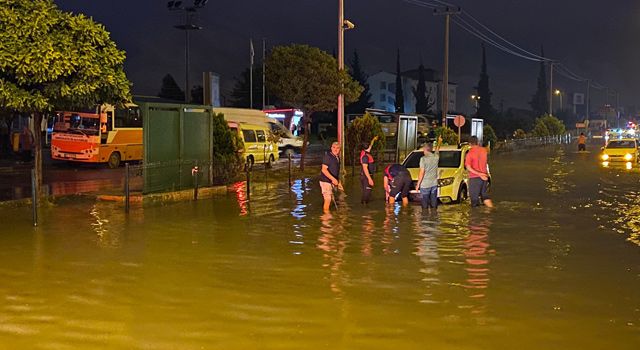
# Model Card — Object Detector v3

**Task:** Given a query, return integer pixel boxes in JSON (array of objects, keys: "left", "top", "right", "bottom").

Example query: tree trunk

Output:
[
  {"left": 299, "top": 111, "right": 313, "bottom": 171},
  {"left": 32, "top": 112, "right": 43, "bottom": 201}
]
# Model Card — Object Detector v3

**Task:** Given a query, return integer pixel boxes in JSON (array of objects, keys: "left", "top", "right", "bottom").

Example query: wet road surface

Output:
[{"left": 0, "top": 144, "right": 638, "bottom": 349}]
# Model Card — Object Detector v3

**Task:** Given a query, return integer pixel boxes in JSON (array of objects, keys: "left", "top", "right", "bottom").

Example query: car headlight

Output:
[
  {"left": 601, "top": 154, "right": 609, "bottom": 161},
  {"left": 438, "top": 177, "right": 454, "bottom": 187},
  {"left": 624, "top": 153, "right": 633, "bottom": 161}
]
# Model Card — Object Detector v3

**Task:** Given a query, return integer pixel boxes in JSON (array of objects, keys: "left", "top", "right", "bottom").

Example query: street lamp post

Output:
[
  {"left": 168, "top": 0, "right": 208, "bottom": 103},
  {"left": 554, "top": 89, "right": 563, "bottom": 113},
  {"left": 471, "top": 95, "right": 480, "bottom": 113},
  {"left": 337, "top": 0, "right": 354, "bottom": 176}
]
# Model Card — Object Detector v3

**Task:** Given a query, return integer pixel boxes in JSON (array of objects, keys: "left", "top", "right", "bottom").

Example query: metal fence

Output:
[{"left": 492, "top": 134, "right": 572, "bottom": 153}]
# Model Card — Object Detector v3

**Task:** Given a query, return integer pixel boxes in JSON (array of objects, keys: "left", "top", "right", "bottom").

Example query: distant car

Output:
[
  {"left": 402, "top": 144, "right": 490, "bottom": 204},
  {"left": 601, "top": 138, "right": 638, "bottom": 167}
]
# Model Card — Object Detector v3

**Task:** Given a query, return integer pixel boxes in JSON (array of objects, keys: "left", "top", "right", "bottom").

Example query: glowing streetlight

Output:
[
  {"left": 554, "top": 89, "right": 563, "bottom": 112},
  {"left": 471, "top": 95, "right": 481, "bottom": 110}
]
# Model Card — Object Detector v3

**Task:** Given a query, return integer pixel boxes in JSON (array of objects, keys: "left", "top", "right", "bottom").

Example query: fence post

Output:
[
  {"left": 125, "top": 163, "right": 130, "bottom": 213},
  {"left": 288, "top": 152, "right": 292, "bottom": 187},
  {"left": 246, "top": 160, "right": 251, "bottom": 200},
  {"left": 31, "top": 168, "right": 38, "bottom": 227},
  {"left": 192, "top": 160, "right": 199, "bottom": 201}
]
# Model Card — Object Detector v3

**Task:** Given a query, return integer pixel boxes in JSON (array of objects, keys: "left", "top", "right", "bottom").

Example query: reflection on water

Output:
[{"left": 0, "top": 145, "right": 639, "bottom": 349}]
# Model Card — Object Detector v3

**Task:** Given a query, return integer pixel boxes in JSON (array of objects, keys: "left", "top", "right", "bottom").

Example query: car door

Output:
[{"left": 255, "top": 129, "right": 267, "bottom": 162}]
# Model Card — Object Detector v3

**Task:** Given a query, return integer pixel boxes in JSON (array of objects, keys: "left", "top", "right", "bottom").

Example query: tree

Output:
[
  {"left": 531, "top": 114, "right": 566, "bottom": 137},
  {"left": 476, "top": 44, "right": 495, "bottom": 119},
  {"left": 158, "top": 74, "right": 185, "bottom": 102},
  {"left": 211, "top": 112, "right": 243, "bottom": 184},
  {"left": 230, "top": 66, "right": 269, "bottom": 108},
  {"left": 346, "top": 112, "right": 386, "bottom": 167},
  {"left": 346, "top": 50, "right": 373, "bottom": 115},
  {"left": 0, "top": 0, "right": 131, "bottom": 200},
  {"left": 529, "top": 46, "right": 549, "bottom": 117},
  {"left": 435, "top": 126, "right": 458, "bottom": 145},
  {"left": 394, "top": 49, "right": 404, "bottom": 113},
  {"left": 266, "top": 44, "right": 362, "bottom": 169},
  {"left": 413, "top": 63, "right": 431, "bottom": 114},
  {"left": 483, "top": 124, "right": 497, "bottom": 148}
]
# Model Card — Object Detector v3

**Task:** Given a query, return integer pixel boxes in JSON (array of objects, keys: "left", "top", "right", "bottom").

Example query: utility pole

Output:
[
  {"left": 338, "top": 0, "right": 345, "bottom": 175},
  {"left": 168, "top": 0, "right": 208, "bottom": 103},
  {"left": 434, "top": 6, "right": 460, "bottom": 126},
  {"left": 250, "top": 39, "right": 254, "bottom": 109},
  {"left": 548, "top": 61, "right": 554, "bottom": 115},
  {"left": 262, "top": 38, "right": 266, "bottom": 109}
]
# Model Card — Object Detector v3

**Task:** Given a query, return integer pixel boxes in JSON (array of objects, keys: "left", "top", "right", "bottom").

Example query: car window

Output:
[
  {"left": 439, "top": 151, "right": 462, "bottom": 168},
  {"left": 607, "top": 140, "right": 636, "bottom": 148},
  {"left": 242, "top": 130, "right": 257, "bottom": 143},
  {"left": 403, "top": 152, "right": 423, "bottom": 168}
]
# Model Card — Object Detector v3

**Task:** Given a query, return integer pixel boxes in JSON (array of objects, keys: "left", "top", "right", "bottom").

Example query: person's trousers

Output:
[
  {"left": 420, "top": 186, "right": 438, "bottom": 209},
  {"left": 360, "top": 175, "right": 372, "bottom": 204},
  {"left": 469, "top": 177, "right": 490, "bottom": 207}
]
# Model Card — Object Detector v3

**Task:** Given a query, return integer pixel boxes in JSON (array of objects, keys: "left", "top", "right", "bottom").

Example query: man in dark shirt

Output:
[
  {"left": 319, "top": 142, "right": 342, "bottom": 212},
  {"left": 383, "top": 163, "right": 412, "bottom": 206},
  {"left": 359, "top": 136, "right": 378, "bottom": 205}
]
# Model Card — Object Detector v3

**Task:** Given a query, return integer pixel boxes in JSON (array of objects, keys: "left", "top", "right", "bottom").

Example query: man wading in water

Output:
[
  {"left": 319, "top": 142, "right": 343, "bottom": 213},
  {"left": 465, "top": 136, "right": 494, "bottom": 208},
  {"left": 359, "top": 136, "right": 379, "bottom": 205}
]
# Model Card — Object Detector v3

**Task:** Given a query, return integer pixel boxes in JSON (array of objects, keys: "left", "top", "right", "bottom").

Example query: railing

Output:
[{"left": 492, "top": 134, "right": 572, "bottom": 153}]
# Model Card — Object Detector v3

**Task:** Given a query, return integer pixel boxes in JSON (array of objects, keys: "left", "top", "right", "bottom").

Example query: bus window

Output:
[
  {"left": 115, "top": 107, "right": 142, "bottom": 128},
  {"left": 256, "top": 130, "right": 266, "bottom": 142},
  {"left": 242, "top": 130, "right": 257, "bottom": 143}
]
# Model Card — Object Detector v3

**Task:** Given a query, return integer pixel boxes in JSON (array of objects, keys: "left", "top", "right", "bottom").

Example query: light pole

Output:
[
  {"left": 554, "top": 89, "right": 563, "bottom": 113},
  {"left": 434, "top": 6, "right": 461, "bottom": 126},
  {"left": 471, "top": 95, "right": 481, "bottom": 113},
  {"left": 337, "top": 0, "right": 354, "bottom": 175},
  {"left": 168, "top": 0, "right": 208, "bottom": 103}
]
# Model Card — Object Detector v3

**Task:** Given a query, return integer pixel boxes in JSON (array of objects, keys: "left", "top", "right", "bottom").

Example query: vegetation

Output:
[
  {"left": 476, "top": 44, "right": 495, "bottom": 119},
  {"left": 266, "top": 44, "right": 362, "bottom": 170},
  {"left": 0, "top": 0, "right": 131, "bottom": 199},
  {"left": 211, "top": 113, "right": 243, "bottom": 184},
  {"left": 346, "top": 50, "right": 373, "bottom": 115},
  {"left": 346, "top": 112, "right": 386, "bottom": 165},
  {"left": 435, "top": 126, "right": 458, "bottom": 145},
  {"left": 230, "top": 66, "right": 272, "bottom": 108},
  {"left": 483, "top": 124, "right": 498, "bottom": 148},
  {"left": 413, "top": 63, "right": 434, "bottom": 114},
  {"left": 531, "top": 114, "right": 566, "bottom": 137},
  {"left": 529, "top": 46, "right": 549, "bottom": 117},
  {"left": 394, "top": 49, "right": 404, "bottom": 113},
  {"left": 513, "top": 129, "right": 527, "bottom": 139}
]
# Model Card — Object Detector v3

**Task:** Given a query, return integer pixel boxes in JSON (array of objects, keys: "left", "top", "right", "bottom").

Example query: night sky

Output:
[{"left": 55, "top": 0, "right": 640, "bottom": 113}]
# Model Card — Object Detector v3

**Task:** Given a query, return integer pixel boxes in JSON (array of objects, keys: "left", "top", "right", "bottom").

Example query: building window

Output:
[
  {"left": 380, "top": 82, "right": 387, "bottom": 90},
  {"left": 380, "top": 93, "right": 385, "bottom": 102}
]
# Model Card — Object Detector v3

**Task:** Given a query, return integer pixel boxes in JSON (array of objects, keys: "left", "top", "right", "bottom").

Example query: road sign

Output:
[
  {"left": 576, "top": 123, "right": 586, "bottom": 128},
  {"left": 453, "top": 115, "right": 466, "bottom": 128}
]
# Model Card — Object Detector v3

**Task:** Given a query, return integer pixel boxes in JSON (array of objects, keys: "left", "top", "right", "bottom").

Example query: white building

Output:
[{"left": 367, "top": 69, "right": 457, "bottom": 114}]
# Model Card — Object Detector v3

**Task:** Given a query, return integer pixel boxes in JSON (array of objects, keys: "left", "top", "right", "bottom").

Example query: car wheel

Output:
[
  {"left": 266, "top": 154, "right": 275, "bottom": 168},
  {"left": 455, "top": 185, "right": 468, "bottom": 204},
  {"left": 283, "top": 147, "right": 295, "bottom": 158},
  {"left": 107, "top": 152, "right": 121, "bottom": 168}
]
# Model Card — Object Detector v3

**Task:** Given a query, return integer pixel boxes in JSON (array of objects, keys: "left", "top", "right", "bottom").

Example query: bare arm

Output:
[
  {"left": 362, "top": 163, "right": 373, "bottom": 184},
  {"left": 415, "top": 168, "right": 425, "bottom": 190}
]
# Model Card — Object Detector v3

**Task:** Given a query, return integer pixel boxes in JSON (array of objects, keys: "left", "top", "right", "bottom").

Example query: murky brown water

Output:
[{"left": 0, "top": 144, "right": 639, "bottom": 349}]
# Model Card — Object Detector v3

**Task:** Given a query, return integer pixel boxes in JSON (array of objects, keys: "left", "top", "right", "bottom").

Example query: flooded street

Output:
[{"left": 0, "top": 144, "right": 639, "bottom": 349}]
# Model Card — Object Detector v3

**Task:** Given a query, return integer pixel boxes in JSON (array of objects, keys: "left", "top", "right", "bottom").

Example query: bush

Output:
[
  {"left": 531, "top": 114, "right": 566, "bottom": 137},
  {"left": 346, "top": 112, "right": 386, "bottom": 164},
  {"left": 211, "top": 113, "right": 243, "bottom": 184},
  {"left": 435, "top": 126, "right": 458, "bottom": 145},
  {"left": 483, "top": 124, "right": 497, "bottom": 148},
  {"left": 513, "top": 129, "right": 526, "bottom": 139}
]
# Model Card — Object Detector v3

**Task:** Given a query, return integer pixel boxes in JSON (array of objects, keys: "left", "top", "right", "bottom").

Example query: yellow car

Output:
[
  {"left": 601, "top": 138, "right": 638, "bottom": 169},
  {"left": 402, "top": 144, "right": 489, "bottom": 204}
]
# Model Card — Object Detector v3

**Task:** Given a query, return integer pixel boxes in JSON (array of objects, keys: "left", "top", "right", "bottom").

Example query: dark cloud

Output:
[{"left": 55, "top": 0, "right": 639, "bottom": 110}]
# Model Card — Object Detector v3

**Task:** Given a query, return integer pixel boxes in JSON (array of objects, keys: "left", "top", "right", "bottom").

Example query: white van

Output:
[{"left": 213, "top": 108, "right": 303, "bottom": 156}]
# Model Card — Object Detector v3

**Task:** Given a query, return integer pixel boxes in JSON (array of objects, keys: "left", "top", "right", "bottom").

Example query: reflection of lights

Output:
[
  {"left": 602, "top": 161, "right": 609, "bottom": 167},
  {"left": 624, "top": 153, "right": 633, "bottom": 161},
  {"left": 231, "top": 181, "right": 249, "bottom": 216},
  {"left": 626, "top": 162, "right": 633, "bottom": 170},
  {"left": 601, "top": 154, "right": 609, "bottom": 161}
]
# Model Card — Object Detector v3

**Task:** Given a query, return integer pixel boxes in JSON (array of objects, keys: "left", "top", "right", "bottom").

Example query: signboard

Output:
[
  {"left": 573, "top": 93, "right": 585, "bottom": 105},
  {"left": 453, "top": 115, "right": 466, "bottom": 128},
  {"left": 576, "top": 123, "right": 586, "bottom": 128},
  {"left": 203, "top": 72, "right": 221, "bottom": 107}
]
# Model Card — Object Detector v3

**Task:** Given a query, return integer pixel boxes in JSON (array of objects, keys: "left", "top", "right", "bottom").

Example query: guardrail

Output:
[{"left": 492, "top": 134, "right": 572, "bottom": 153}]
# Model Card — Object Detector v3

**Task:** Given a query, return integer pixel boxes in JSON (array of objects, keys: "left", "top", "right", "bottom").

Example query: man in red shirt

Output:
[{"left": 465, "top": 136, "right": 493, "bottom": 208}]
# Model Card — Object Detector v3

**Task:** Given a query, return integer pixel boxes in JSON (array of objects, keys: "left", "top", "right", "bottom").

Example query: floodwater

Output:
[{"left": 0, "top": 144, "right": 639, "bottom": 349}]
